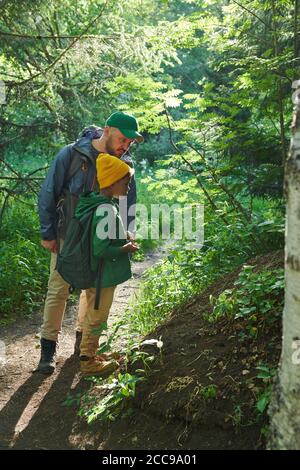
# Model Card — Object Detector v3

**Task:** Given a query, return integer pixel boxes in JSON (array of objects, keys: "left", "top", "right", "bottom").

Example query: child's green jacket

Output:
[{"left": 75, "top": 192, "right": 132, "bottom": 288}]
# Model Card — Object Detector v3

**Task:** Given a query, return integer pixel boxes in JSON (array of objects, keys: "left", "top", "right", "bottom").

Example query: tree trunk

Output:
[
  {"left": 268, "top": 80, "right": 300, "bottom": 449},
  {"left": 271, "top": 0, "right": 286, "bottom": 163},
  {"left": 294, "top": 0, "right": 300, "bottom": 79}
]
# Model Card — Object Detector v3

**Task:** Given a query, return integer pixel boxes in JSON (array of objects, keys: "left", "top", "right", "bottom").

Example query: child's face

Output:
[{"left": 111, "top": 174, "right": 131, "bottom": 197}]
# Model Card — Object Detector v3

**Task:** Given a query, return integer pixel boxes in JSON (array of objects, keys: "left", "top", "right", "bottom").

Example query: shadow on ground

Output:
[{"left": 0, "top": 356, "right": 94, "bottom": 450}]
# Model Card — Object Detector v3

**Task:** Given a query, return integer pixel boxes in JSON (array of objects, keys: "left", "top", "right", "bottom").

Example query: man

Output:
[{"left": 36, "top": 111, "right": 143, "bottom": 374}]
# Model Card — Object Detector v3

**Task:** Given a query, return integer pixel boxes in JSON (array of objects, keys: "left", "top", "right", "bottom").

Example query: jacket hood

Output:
[
  {"left": 75, "top": 192, "right": 112, "bottom": 218},
  {"left": 73, "top": 125, "right": 103, "bottom": 159},
  {"left": 73, "top": 135, "right": 98, "bottom": 161}
]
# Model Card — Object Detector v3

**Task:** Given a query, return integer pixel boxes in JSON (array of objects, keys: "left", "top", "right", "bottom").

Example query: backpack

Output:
[
  {"left": 56, "top": 126, "right": 103, "bottom": 240},
  {"left": 56, "top": 196, "right": 103, "bottom": 309}
]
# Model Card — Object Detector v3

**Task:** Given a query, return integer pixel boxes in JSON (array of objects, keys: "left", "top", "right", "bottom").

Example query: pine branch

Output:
[
  {"left": 231, "top": 0, "right": 273, "bottom": 31},
  {"left": 0, "top": 157, "right": 41, "bottom": 194},
  {"left": 0, "top": 30, "right": 115, "bottom": 40},
  {"left": 0, "top": 118, "right": 56, "bottom": 128},
  {"left": 0, "top": 176, "right": 44, "bottom": 181},
  {"left": 6, "top": 0, "right": 110, "bottom": 88}
]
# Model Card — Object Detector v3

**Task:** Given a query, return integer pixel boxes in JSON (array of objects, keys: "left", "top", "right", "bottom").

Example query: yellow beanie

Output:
[{"left": 96, "top": 153, "right": 134, "bottom": 189}]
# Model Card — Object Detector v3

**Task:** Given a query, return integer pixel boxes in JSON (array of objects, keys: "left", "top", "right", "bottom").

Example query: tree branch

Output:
[
  {"left": 6, "top": 0, "right": 110, "bottom": 88},
  {"left": 0, "top": 118, "right": 56, "bottom": 128},
  {"left": 0, "top": 176, "right": 44, "bottom": 181},
  {"left": 231, "top": 0, "right": 273, "bottom": 31},
  {"left": 0, "top": 30, "right": 115, "bottom": 40}
]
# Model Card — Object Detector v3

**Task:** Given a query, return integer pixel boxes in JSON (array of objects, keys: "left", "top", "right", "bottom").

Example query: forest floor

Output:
[{"left": 0, "top": 250, "right": 283, "bottom": 450}]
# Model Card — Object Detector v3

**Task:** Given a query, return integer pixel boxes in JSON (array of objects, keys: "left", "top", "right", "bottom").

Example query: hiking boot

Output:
[
  {"left": 96, "top": 352, "right": 123, "bottom": 363},
  {"left": 35, "top": 338, "right": 57, "bottom": 374},
  {"left": 74, "top": 331, "right": 82, "bottom": 356},
  {"left": 80, "top": 356, "right": 118, "bottom": 377}
]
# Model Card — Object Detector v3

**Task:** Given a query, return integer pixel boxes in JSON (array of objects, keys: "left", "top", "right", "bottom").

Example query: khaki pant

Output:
[
  {"left": 41, "top": 250, "right": 107, "bottom": 342},
  {"left": 80, "top": 286, "right": 116, "bottom": 358},
  {"left": 76, "top": 290, "right": 88, "bottom": 332}
]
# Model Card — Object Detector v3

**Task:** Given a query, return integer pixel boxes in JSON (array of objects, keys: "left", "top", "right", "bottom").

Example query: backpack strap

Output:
[
  {"left": 65, "top": 149, "right": 89, "bottom": 191},
  {"left": 56, "top": 150, "right": 90, "bottom": 246}
]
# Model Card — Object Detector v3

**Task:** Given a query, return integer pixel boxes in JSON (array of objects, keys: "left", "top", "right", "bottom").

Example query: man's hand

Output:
[
  {"left": 120, "top": 241, "right": 139, "bottom": 253},
  {"left": 41, "top": 239, "right": 58, "bottom": 254}
]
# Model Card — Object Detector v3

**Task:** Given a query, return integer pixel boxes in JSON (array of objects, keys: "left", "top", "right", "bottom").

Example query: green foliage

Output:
[
  {"left": 200, "top": 384, "right": 218, "bottom": 400},
  {"left": 208, "top": 266, "right": 284, "bottom": 336},
  {"left": 128, "top": 347, "right": 156, "bottom": 376},
  {"left": 72, "top": 330, "right": 165, "bottom": 423},
  {"left": 77, "top": 372, "right": 144, "bottom": 423},
  {"left": 62, "top": 391, "right": 82, "bottom": 408},
  {"left": 0, "top": 198, "right": 49, "bottom": 323},
  {"left": 255, "top": 364, "right": 276, "bottom": 414},
  {"left": 96, "top": 321, "right": 124, "bottom": 355},
  {"left": 112, "top": 170, "right": 284, "bottom": 342},
  {"left": 230, "top": 404, "right": 244, "bottom": 427},
  {"left": 115, "top": 216, "right": 282, "bottom": 344}
]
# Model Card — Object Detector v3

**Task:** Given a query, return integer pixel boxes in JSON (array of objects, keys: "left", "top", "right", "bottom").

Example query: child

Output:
[{"left": 76, "top": 153, "right": 139, "bottom": 375}]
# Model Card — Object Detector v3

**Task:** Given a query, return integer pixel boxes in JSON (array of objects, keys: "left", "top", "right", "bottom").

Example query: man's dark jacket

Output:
[{"left": 38, "top": 130, "right": 137, "bottom": 241}]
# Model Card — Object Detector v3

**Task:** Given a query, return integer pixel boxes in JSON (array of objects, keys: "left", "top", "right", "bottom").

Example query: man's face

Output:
[{"left": 105, "top": 127, "right": 134, "bottom": 158}]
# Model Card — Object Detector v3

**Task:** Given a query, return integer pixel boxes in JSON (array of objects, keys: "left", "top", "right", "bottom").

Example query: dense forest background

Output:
[
  {"left": 0, "top": 0, "right": 299, "bottom": 319},
  {"left": 1, "top": 0, "right": 294, "bottom": 321},
  {"left": 1, "top": 0, "right": 299, "bottom": 449}
]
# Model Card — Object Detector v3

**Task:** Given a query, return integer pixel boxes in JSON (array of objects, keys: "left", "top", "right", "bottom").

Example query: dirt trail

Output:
[{"left": 0, "top": 250, "right": 161, "bottom": 450}]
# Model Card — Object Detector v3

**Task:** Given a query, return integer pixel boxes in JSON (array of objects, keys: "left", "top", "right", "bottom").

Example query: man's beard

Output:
[{"left": 105, "top": 136, "right": 119, "bottom": 157}]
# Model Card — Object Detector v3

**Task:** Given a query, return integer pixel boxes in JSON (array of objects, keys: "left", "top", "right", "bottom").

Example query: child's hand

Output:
[
  {"left": 121, "top": 241, "right": 139, "bottom": 253},
  {"left": 127, "top": 230, "right": 135, "bottom": 241}
]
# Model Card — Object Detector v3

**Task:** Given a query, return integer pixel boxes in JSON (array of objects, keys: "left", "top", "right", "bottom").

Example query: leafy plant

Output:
[
  {"left": 208, "top": 267, "right": 284, "bottom": 336},
  {"left": 200, "top": 384, "right": 218, "bottom": 400},
  {"left": 62, "top": 392, "right": 82, "bottom": 408},
  {"left": 230, "top": 404, "right": 244, "bottom": 427},
  {"left": 0, "top": 194, "right": 51, "bottom": 323},
  {"left": 78, "top": 373, "right": 144, "bottom": 424},
  {"left": 255, "top": 364, "right": 276, "bottom": 414}
]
